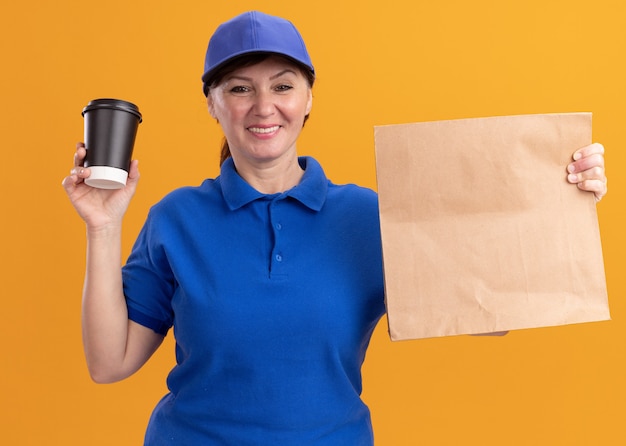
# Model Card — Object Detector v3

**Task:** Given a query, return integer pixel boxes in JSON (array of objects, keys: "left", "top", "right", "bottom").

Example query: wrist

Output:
[{"left": 86, "top": 222, "right": 123, "bottom": 240}]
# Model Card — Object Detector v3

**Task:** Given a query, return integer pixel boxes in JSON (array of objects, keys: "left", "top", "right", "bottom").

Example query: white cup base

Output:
[{"left": 84, "top": 166, "right": 128, "bottom": 189}]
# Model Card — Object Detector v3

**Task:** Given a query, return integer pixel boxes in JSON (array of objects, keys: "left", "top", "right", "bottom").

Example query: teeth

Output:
[{"left": 249, "top": 126, "right": 279, "bottom": 134}]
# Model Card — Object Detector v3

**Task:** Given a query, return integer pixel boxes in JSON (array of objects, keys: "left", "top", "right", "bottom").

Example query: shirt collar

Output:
[{"left": 219, "top": 156, "right": 328, "bottom": 211}]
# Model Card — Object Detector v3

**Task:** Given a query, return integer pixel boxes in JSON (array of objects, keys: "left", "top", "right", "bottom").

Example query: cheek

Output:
[
  {"left": 217, "top": 106, "right": 245, "bottom": 126},
  {"left": 281, "top": 96, "right": 310, "bottom": 119},
  {"left": 210, "top": 100, "right": 232, "bottom": 123},
  {"left": 213, "top": 105, "right": 252, "bottom": 136},
  {"left": 208, "top": 93, "right": 237, "bottom": 120}
]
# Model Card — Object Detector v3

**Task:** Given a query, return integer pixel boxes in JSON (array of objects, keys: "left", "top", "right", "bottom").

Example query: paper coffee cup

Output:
[{"left": 82, "top": 98, "right": 142, "bottom": 189}]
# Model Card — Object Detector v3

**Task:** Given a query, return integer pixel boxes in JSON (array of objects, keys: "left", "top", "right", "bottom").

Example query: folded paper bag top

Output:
[{"left": 374, "top": 113, "right": 609, "bottom": 341}]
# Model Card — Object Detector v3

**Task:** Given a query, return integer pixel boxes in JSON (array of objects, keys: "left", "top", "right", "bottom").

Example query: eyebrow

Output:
[{"left": 226, "top": 69, "right": 298, "bottom": 82}]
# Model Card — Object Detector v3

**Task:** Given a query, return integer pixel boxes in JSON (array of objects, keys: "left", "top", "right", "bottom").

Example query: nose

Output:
[{"left": 252, "top": 90, "right": 275, "bottom": 117}]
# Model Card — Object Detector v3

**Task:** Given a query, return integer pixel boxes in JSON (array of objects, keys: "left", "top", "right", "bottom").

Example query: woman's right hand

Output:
[{"left": 62, "top": 142, "right": 140, "bottom": 229}]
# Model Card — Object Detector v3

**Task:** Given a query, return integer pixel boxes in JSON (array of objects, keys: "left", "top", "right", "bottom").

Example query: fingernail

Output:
[
  {"left": 573, "top": 152, "right": 582, "bottom": 161},
  {"left": 567, "top": 164, "right": 576, "bottom": 173},
  {"left": 568, "top": 173, "right": 578, "bottom": 183}
]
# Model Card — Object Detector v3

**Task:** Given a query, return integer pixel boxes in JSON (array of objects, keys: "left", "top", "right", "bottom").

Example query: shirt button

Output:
[
  {"left": 275, "top": 254, "right": 283, "bottom": 262},
  {"left": 275, "top": 223, "right": 282, "bottom": 230}
]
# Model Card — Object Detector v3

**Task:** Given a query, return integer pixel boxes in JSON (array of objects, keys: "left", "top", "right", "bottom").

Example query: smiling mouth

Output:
[{"left": 248, "top": 125, "right": 280, "bottom": 134}]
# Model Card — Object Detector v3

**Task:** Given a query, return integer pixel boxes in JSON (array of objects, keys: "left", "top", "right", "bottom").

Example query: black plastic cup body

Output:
[{"left": 82, "top": 99, "right": 142, "bottom": 185}]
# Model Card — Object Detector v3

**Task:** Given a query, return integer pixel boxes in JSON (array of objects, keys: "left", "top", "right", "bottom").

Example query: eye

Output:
[
  {"left": 275, "top": 84, "right": 293, "bottom": 92},
  {"left": 230, "top": 85, "right": 251, "bottom": 94}
]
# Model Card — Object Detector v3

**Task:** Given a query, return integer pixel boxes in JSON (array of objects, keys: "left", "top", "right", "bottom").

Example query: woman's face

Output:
[{"left": 207, "top": 56, "right": 313, "bottom": 166}]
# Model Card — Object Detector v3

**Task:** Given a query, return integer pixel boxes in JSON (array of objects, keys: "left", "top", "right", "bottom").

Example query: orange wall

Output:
[{"left": 2, "top": 1, "right": 624, "bottom": 444}]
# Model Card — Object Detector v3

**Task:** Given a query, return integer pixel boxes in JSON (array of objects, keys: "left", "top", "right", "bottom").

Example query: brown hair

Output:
[{"left": 205, "top": 54, "right": 315, "bottom": 166}]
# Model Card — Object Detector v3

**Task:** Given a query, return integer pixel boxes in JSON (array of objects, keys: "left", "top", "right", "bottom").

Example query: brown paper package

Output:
[{"left": 374, "top": 113, "right": 609, "bottom": 340}]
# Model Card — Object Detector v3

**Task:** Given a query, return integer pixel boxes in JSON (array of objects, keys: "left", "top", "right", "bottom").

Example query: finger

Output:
[
  {"left": 126, "top": 160, "right": 141, "bottom": 189},
  {"left": 576, "top": 179, "right": 608, "bottom": 202},
  {"left": 567, "top": 152, "right": 604, "bottom": 175},
  {"left": 74, "top": 143, "right": 87, "bottom": 167},
  {"left": 70, "top": 166, "right": 91, "bottom": 182},
  {"left": 61, "top": 175, "right": 74, "bottom": 189},
  {"left": 572, "top": 142, "right": 604, "bottom": 161},
  {"left": 567, "top": 165, "right": 606, "bottom": 184},
  {"left": 62, "top": 174, "right": 81, "bottom": 192},
  {"left": 128, "top": 159, "right": 140, "bottom": 180}
]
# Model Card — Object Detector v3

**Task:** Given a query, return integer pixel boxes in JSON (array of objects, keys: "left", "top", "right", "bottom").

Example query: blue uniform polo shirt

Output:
[{"left": 122, "top": 156, "right": 386, "bottom": 445}]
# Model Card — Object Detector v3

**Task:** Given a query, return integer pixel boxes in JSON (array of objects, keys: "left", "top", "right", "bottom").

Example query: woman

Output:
[{"left": 63, "top": 11, "right": 607, "bottom": 445}]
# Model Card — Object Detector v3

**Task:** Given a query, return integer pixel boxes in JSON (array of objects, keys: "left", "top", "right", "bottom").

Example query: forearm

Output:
[{"left": 81, "top": 224, "right": 132, "bottom": 382}]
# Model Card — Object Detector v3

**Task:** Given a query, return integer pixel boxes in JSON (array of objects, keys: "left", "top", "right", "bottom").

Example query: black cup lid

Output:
[{"left": 82, "top": 98, "right": 142, "bottom": 122}]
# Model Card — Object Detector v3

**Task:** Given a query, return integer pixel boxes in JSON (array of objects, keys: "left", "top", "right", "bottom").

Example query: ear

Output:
[
  {"left": 305, "top": 88, "right": 313, "bottom": 115},
  {"left": 206, "top": 93, "right": 217, "bottom": 120}
]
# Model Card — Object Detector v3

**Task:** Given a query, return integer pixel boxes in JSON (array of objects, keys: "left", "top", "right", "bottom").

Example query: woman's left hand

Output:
[{"left": 567, "top": 143, "right": 607, "bottom": 202}]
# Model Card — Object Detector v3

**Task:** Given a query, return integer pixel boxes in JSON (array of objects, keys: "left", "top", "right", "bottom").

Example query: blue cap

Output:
[{"left": 201, "top": 11, "right": 315, "bottom": 94}]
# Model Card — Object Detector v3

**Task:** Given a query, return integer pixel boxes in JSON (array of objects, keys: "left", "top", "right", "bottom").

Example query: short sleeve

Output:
[{"left": 122, "top": 208, "right": 176, "bottom": 335}]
